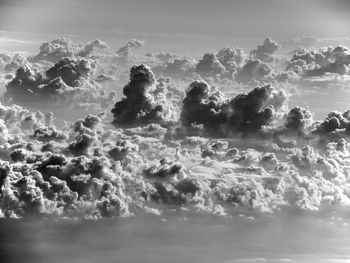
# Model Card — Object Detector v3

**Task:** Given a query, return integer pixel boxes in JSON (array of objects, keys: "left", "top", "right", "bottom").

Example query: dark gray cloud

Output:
[
  {"left": 5, "top": 57, "right": 95, "bottom": 102},
  {"left": 180, "top": 81, "right": 286, "bottom": 137},
  {"left": 111, "top": 64, "right": 165, "bottom": 126},
  {"left": 312, "top": 110, "right": 350, "bottom": 143}
]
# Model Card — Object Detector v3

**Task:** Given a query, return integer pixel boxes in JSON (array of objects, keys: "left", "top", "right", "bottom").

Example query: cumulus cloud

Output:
[
  {"left": 111, "top": 64, "right": 165, "bottom": 126},
  {"left": 195, "top": 53, "right": 227, "bottom": 78},
  {"left": 250, "top": 38, "right": 280, "bottom": 63},
  {"left": 235, "top": 59, "right": 272, "bottom": 84},
  {"left": 180, "top": 81, "right": 227, "bottom": 135},
  {"left": 286, "top": 45, "right": 350, "bottom": 77},
  {"left": 1, "top": 95, "right": 350, "bottom": 219},
  {"left": 30, "top": 38, "right": 110, "bottom": 63},
  {"left": 77, "top": 39, "right": 110, "bottom": 57},
  {"left": 281, "top": 107, "right": 313, "bottom": 137},
  {"left": 3, "top": 37, "right": 350, "bottom": 221},
  {"left": 116, "top": 39, "right": 144, "bottom": 57},
  {"left": 217, "top": 47, "right": 245, "bottom": 72},
  {"left": 156, "top": 56, "right": 196, "bottom": 78},
  {"left": 155, "top": 52, "right": 178, "bottom": 63},
  {"left": 180, "top": 81, "right": 287, "bottom": 137},
  {"left": 3, "top": 57, "right": 115, "bottom": 113},
  {"left": 5, "top": 58, "right": 94, "bottom": 101},
  {"left": 311, "top": 110, "right": 350, "bottom": 143},
  {"left": 0, "top": 53, "right": 27, "bottom": 73}
]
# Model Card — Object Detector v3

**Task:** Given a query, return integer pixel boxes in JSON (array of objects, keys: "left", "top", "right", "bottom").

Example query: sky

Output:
[{"left": 0, "top": 0, "right": 349, "bottom": 54}]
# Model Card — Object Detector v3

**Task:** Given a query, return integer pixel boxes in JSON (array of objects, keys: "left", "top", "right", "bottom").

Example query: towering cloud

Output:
[
  {"left": 111, "top": 64, "right": 165, "bottom": 126},
  {"left": 180, "top": 81, "right": 227, "bottom": 135},
  {"left": 250, "top": 38, "right": 280, "bottom": 63}
]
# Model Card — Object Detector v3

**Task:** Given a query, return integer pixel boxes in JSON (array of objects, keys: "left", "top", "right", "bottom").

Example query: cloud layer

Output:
[{"left": 1, "top": 37, "right": 350, "bottom": 220}]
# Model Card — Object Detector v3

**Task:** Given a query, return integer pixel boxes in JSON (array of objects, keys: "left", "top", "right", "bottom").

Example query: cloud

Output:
[
  {"left": 235, "top": 59, "right": 272, "bottom": 84},
  {"left": 3, "top": 57, "right": 115, "bottom": 113},
  {"left": 116, "top": 39, "right": 145, "bottom": 57},
  {"left": 77, "top": 39, "right": 110, "bottom": 57},
  {"left": 250, "top": 38, "right": 280, "bottom": 63},
  {"left": 216, "top": 47, "right": 245, "bottom": 72},
  {"left": 111, "top": 64, "right": 165, "bottom": 126},
  {"left": 3, "top": 38, "right": 350, "bottom": 220},
  {"left": 286, "top": 45, "right": 350, "bottom": 77},
  {"left": 180, "top": 80, "right": 227, "bottom": 135},
  {"left": 156, "top": 56, "right": 196, "bottom": 78},
  {"left": 29, "top": 37, "right": 110, "bottom": 63},
  {"left": 1, "top": 94, "right": 350, "bottom": 218},
  {"left": 195, "top": 53, "right": 227, "bottom": 78},
  {"left": 180, "top": 81, "right": 287, "bottom": 137},
  {"left": 312, "top": 110, "right": 350, "bottom": 143},
  {"left": 5, "top": 58, "right": 94, "bottom": 99},
  {"left": 282, "top": 36, "right": 350, "bottom": 49},
  {"left": 46, "top": 57, "right": 95, "bottom": 87}
]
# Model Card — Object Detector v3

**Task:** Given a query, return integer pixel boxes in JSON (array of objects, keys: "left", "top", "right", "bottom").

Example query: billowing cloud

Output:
[
  {"left": 1, "top": 92, "right": 350, "bottom": 219},
  {"left": 312, "top": 110, "right": 350, "bottom": 143},
  {"left": 217, "top": 47, "right": 245, "bottom": 72},
  {"left": 156, "top": 56, "right": 196, "bottom": 78},
  {"left": 78, "top": 39, "right": 110, "bottom": 57},
  {"left": 235, "top": 59, "right": 272, "bottom": 84},
  {"left": 111, "top": 64, "right": 165, "bottom": 126},
  {"left": 180, "top": 81, "right": 287, "bottom": 137},
  {"left": 3, "top": 57, "right": 115, "bottom": 113},
  {"left": 3, "top": 37, "right": 350, "bottom": 221},
  {"left": 116, "top": 39, "right": 144, "bottom": 57},
  {"left": 29, "top": 38, "right": 110, "bottom": 63},
  {"left": 286, "top": 45, "right": 350, "bottom": 77},
  {"left": 5, "top": 58, "right": 95, "bottom": 101},
  {"left": 250, "top": 38, "right": 280, "bottom": 63},
  {"left": 180, "top": 81, "right": 227, "bottom": 135},
  {"left": 195, "top": 53, "right": 227, "bottom": 78}
]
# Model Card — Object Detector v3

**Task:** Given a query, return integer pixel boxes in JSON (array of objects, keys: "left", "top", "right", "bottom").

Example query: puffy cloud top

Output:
[
  {"left": 217, "top": 47, "right": 245, "bottom": 71},
  {"left": 46, "top": 58, "right": 95, "bottom": 87},
  {"left": 195, "top": 53, "right": 227, "bottom": 78},
  {"left": 250, "top": 38, "right": 280, "bottom": 63},
  {"left": 6, "top": 58, "right": 96, "bottom": 101},
  {"left": 117, "top": 39, "right": 145, "bottom": 57},
  {"left": 30, "top": 38, "right": 109, "bottom": 63},
  {"left": 111, "top": 64, "right": 165, "bottom": 126},
  {"left": 181, "top": 82, "right": 286, "bottom": 136},
  {"left": 286, "top": 45, "right": 350, "bottom": 77},
  {"left": 235, "top": 59, "right": 272, "bottom": 83}
]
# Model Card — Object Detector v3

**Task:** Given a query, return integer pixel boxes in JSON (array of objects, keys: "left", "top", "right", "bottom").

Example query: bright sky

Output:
[{"left": 0, "top": 0, "right": 349, "bottom": 54}]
